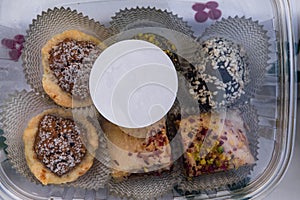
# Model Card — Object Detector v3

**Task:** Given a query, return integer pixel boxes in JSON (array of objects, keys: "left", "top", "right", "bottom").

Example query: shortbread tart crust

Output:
[
  {"left": 23, "top": 108, "right": 98, "bottom": 185},
  {"left": 42, "top": 30, "right": 103, "bottom": 108}
]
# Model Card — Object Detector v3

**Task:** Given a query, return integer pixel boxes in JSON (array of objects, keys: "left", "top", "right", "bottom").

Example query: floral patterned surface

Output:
[
  {"left": 1, "top": 34, "right": 24, "bottom": 61},
  {"left": 192, "top": 1, "right": 222, "bottom": 23}
]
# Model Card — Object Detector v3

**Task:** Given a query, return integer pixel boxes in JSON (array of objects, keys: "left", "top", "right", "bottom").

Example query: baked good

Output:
[
  {"left": 165, "top": 51, "right": 212, "bottom": 111},
  {"left": 23, "top": 108, "right": 98, "bottom": 185},
  {"left": 100, "top": 117, "right": 172, "bottom": 180},
  {"left": 42, "top": 30, "right": 103, "bottom": 108},
  {"left": 177, "top": 110, "right": 254, "bottom": 177},
  {"left": 190, "top": 37, "right": 249, "bottom": 109},
  {"left": 133, "top": 33, "right": 177, "bottom": 52}
]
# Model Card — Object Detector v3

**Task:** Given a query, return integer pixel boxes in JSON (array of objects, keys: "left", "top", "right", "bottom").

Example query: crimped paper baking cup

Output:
[
  {"left": 175, "top": 104, "right": 259, "bottom": 194},
  {"left": 110, "top": 7, "right": 194, "bottom": 37},
  {"left": 108, "top": 163, "right": 181, "bottom": 200},
  {"left": 109, "top": 7, "right": 197, "bottom": 57},
  {"left": 22, "top": 7, "right": 111, "bottom": 96},
  {"left": 1, "top": 90, "right": 110, "bottom": 190},
  {"left": 104, "top": 29, "right": 199, "bottom": 76},
  {"left": 197, "top": 16, "right": 270, "bottom": 106}
]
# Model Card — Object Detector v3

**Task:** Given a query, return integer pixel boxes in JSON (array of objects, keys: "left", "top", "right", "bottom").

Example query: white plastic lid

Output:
[{"left": 89, "top": 40, "right": 178, "bottom": 128}]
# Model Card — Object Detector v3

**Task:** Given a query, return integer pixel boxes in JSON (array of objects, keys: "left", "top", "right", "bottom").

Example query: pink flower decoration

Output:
[
  {"left": 192, "top": 1, "right": 222, "bottom": 23},
  {"left": 1, "top": 34, "right": 24, "bottom": 61}
]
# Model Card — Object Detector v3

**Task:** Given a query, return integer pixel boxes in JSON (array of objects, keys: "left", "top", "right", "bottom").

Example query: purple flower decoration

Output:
[
  {"left": 192, "top": 1, "right": 222, "bottom": 23},
  {"left": 1, "top": 34, "right": 24, "bottom": 61}
]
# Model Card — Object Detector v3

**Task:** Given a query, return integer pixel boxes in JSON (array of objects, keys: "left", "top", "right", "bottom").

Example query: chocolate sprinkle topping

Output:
[{"left": 34, "top": 114, "right": 87, "bottom": 176}]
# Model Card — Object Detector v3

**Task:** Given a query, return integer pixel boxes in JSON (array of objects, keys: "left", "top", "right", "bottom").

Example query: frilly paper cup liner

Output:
[
  {"left": 0, "top": 90, "right": 110, "bottom": 190},
  {"left": 22, "top": 7, "right": 111, "bottom": 96},
  {"left": 109, "top": 7, "right": 197, "bottom": 58},
  {"left": 174, "top": 103, "right": 259, "bottom": 194},
  {"left": 196, "top": 16, "right": 270, "bottom": 107},
  {"left": 110, "top": 7, "right": 194, "bottom": 37},
  {"left": 108, "top": 162, "right": 181, "bottom": 200}
]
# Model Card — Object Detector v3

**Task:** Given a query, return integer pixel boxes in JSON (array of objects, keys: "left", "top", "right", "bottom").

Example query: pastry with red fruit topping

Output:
[{"left": 100, "top": 117, "right": 172, "bottom": 180}]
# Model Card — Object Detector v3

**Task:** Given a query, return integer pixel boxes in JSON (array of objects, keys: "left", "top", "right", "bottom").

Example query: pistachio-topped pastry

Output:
[
  {"left": 42, "top": 30, "right": 104, "bottom": 108},
  {"left": 23, "top": 108, "right": 98, "bottom": 185},
  {"left": 177, "top": 109, "right": 254, "bottom": 177}
]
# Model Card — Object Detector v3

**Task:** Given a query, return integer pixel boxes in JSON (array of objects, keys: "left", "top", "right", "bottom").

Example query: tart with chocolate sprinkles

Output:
[
  {"left": 42, "top": 30, "right": 104, "bottom": 108},
  {"left": 191, "top": 37, "right": 249, "bottom": 109},
  {"left": 100, "top": 117, "right": 172, "bottom": 181},
  {"left": 23, "top": 108, "right": 98, "bottom": 185},
  {"left": 177, "top": 109, "right": 254, "bottom": 177}
]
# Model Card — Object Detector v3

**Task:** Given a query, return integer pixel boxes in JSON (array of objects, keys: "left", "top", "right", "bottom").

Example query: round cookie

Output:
[
  {"left": 42, "top": 30, "right": 104, "bottom": 108},
  {"left": 23, "top": 108, "right": 98, "bottom": 185}
]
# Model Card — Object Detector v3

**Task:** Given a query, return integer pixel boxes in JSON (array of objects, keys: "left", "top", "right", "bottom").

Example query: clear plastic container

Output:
[{"left": 0, "top": 0, "right": 297, "bottom": 199}]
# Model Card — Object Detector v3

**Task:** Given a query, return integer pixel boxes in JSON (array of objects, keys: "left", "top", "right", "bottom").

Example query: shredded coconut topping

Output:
[
  {"left": 34, "top": 114, "right": 87, "bottom": 176},
  {"left": 48, "top": 38, "right": 96, "bottom": 100}
]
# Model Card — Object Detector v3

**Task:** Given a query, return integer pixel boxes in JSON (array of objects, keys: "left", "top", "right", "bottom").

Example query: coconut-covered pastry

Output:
[
  {"left": 177, "top": 110, "right": 254, "bottom": 177},
  {"left": 42, "top": 30, "right": 104, "bottom": 108},
  {"left": 100, "top": 117, "right": 172, "bottom": 180},
  {"left": 190, "top": 37, "right": 249, "bottom": 109},
  {"left": 23, "top": 108, "right": 98, "bottom": 185}
]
